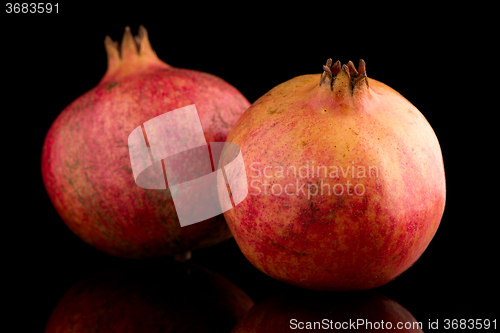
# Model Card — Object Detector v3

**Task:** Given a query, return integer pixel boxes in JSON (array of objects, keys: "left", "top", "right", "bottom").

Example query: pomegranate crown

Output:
[
  {"left": 101, "top": 25, "right": 170, "bottom": 83},
  {"left": 319, "top": 59, "right": 369, "bottom": 95}
]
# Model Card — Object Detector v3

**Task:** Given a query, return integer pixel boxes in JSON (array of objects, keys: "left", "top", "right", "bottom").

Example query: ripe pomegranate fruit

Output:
[
  {"left": 231, "top": 291, "right": 423, "bottom": 332},
  {"left": 41, "top": 26, "right": 250, "bottom": 258},
  {"left": 45, "top": 262, "right": 254, "bottom": 332},
  {"left": 222, "top": 59, "right": 445, "bottom": 290}
]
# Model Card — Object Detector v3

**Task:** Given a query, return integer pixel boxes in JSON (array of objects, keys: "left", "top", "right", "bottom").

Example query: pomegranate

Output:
[
  {"left": 45, "top": 261, "right": 254, "bottom": 332},
  {"left": 41, "top": 26, "right": 250, "bottom": 258},
  {"left": 231, "top": 291, "right": 423, "bottom": 332},
  {"left": 221, "top": 59, "right": 445, "bottom": 290}
]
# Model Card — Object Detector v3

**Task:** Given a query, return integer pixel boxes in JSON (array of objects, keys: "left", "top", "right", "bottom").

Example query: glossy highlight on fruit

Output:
[
  {"left": 41, "top": 26, "right": 250, "bottom": 258},
  {"left": 222, "top": 59, "right": 445, "bottom": 291}
]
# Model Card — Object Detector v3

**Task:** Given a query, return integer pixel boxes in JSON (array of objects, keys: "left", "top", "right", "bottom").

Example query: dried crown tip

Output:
[
  {"left": 319, "top": 59, "right": 369, "bottom": 93},
  {"left": 331, "top": 60, "right": 341, "bottom": 75},
  {"left": 120, "top": 26, "right": 138, "bottom": 59},
  {"left": 138, "top": 25, "right": 147, "bottom": 39}
]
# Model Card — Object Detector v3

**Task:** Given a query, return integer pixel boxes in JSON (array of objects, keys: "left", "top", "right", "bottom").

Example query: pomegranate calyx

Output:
[
  {"left": 319, "top": 59, "right": 369, "bottom": 95},
  {"left": 101, "top": 25, "right": 170, "bottom": 84}
]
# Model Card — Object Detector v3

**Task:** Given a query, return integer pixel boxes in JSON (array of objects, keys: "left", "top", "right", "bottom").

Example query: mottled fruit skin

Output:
[
  {"left": 223, "top": 60, "right": 445, "bottom": 291},
  {"left": 231, "top": 291, "right": 423, "bottom": 332},
  {"left": 41, "top": 26, "right": 250, "bottom": 258},
  {"left": 45, "top": 262, "right": 254, "bottom": 333}
]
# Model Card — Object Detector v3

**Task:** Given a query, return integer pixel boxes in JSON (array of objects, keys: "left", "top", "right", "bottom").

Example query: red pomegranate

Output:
[
  {"left": 45, "top": 261, "right": 254, "bottom": 332},
  {"left": 231, "top": 291, "right": 423, "bottom": 332},
  {"left": 221, "top": 59, "right": 446, "bottom": 290},
  {"left": 41, "top": 26, "right": 250, "bottom": 258}
]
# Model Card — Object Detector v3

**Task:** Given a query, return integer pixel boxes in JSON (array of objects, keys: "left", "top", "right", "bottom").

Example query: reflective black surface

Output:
[{"left": 3, "top": 4, "right": 497, "bottom": 331}]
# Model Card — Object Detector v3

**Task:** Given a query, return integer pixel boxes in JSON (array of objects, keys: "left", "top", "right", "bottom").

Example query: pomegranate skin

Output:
[
  {"left": 222, "top": 60, "right": 445, "bottom": 291},
  {"left": 41, "top": 26, "right": 250, "bottom": 258}
]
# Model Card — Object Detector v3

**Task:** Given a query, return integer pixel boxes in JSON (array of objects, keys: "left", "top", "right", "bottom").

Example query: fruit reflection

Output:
[
  {"left": 232, "top": 290, "right": 423, "bottom": 332},
  {"left": 45, "top": 261, "right": 254, "bottom": 332}
]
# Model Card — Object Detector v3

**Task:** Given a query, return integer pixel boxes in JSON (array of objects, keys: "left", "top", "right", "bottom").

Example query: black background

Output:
[{"left": 2, "top": 3, "right": 497, "bottom": 332}]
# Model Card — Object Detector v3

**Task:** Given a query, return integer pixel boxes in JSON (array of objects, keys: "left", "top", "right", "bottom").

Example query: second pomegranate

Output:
[
  {"left": 221, "top": 59, "right": 446, "bottom": 291},
  {"left": 41, "top": 26, "right": 250, "bottom": 259}
]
